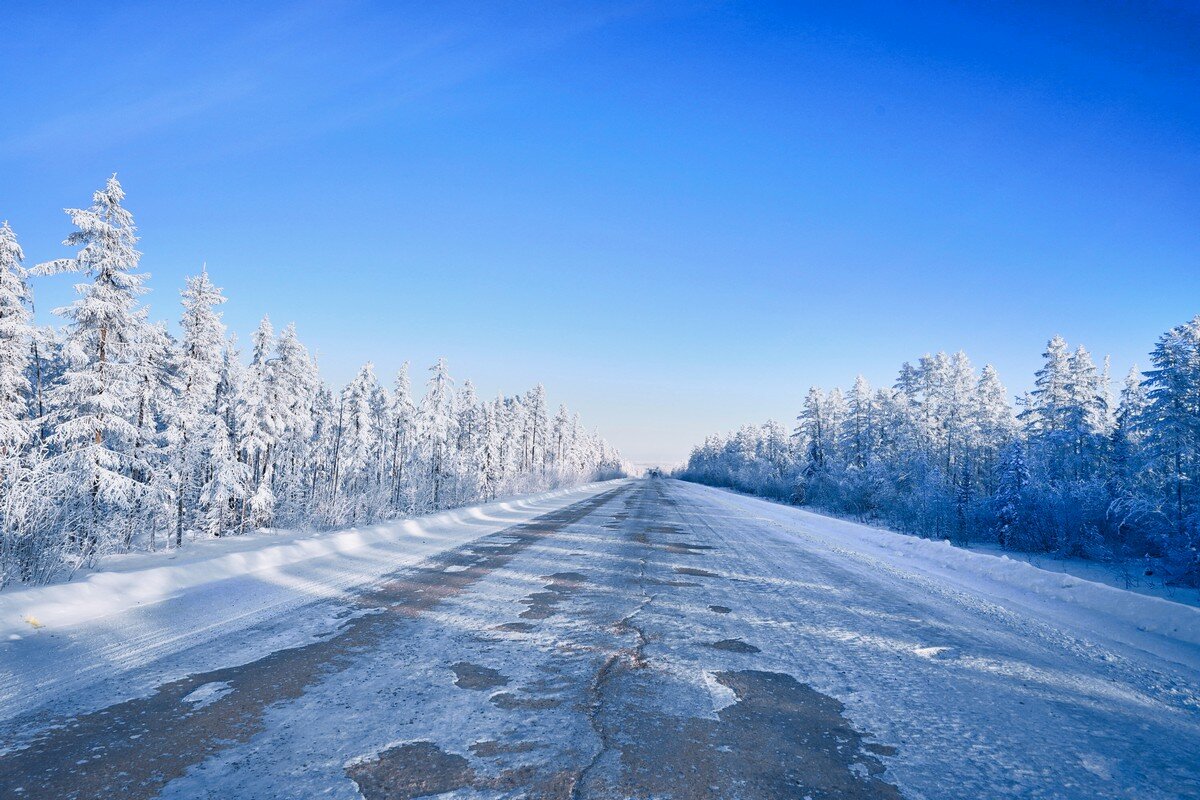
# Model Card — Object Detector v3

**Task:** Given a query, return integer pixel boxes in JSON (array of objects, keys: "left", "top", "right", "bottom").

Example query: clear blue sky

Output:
[{"left": 2, "top": 1, "right": 1198, "bottom": 465}]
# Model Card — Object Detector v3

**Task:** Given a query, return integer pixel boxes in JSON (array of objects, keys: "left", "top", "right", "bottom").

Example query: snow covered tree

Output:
[
  {"left": 0, "top": 222, "right": 36, "bottom": 586},
  {"left": 31, "top": 175, "right": 152, "bottom": 560},
  {"left": 198, "top": 338, "right": 249, "bottom": 538},
  {"left": 0, "top": 222, "right": 33, "bottom": 465},
  {"left": 524, "top": 384, "right": 548, "bottom": 473},
  {"left": 269, "top": 323, "right": 320, "bottom": 524},
  {"left": 239, "top": 315, "right": 279, "bottom": 527},
  {"left": 420, "top": 358, "right": 457, "bottom": 508},
  {"left": 336, "top": 362, "right": 383, "bottom": 519},
  {"left": 172, "top": 268, "right": 231, "bottom": 541},
  {"left": 1021, "top": 335, "right": 1072, "bottom": 441},
  {"left": 388, "top": 362, "right": 418, "bottom": 510},
  {"left": 1, "top": 178, "right": 624, "bottom": 583},
  {"left": 993, "top": 440, "right": 1029, "bottom": 550}
]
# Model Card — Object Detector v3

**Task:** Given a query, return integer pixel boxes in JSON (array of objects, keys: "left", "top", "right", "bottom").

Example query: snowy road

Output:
[{"left": 2, "top": 478, "right": 1199, "bottom": 799}]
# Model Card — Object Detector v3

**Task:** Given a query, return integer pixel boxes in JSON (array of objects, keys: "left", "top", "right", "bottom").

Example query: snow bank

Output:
[
  {"left": 684, "top": 481, "right": 1200, "bottom": 669},
  {"left": 0, "top": 480, "right": 626, "bottom": 643}
]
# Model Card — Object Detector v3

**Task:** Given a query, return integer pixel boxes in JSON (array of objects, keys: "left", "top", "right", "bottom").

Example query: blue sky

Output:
[{"left": 2, "top": 1, "right": 1198, "bottom": 464}]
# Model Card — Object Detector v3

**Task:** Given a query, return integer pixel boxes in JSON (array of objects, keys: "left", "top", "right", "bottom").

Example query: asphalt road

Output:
[{"left": 1, "top": 478, "right": 1197, "bottom": 799}]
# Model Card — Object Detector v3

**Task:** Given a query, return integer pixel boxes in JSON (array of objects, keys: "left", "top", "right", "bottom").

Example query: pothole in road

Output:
[
  {"left": 708, "top": 639, "right": 760, "bottom": 654},
  {"left": 489, "top": 692, "right": 562, "bottom": 711},
  {"left": 469, "top": 740, "right": 537, "bottom": 759},
  {"left": 674, "top": 567, "right": 718, "bottom": 578},
  {"left": 350, "top": 740, "right": 576, "bottom": 799},
  {"left": 663, "top": 542, "right": 714, "bottom": 555},
  {"left": 347, "top": 741, "right": 473, "bottom": 800},
  {"left": 451, "top": 662, "right": 509, "bottom": 690},
  {"left": 584, "top": 670, "right": 900, "bottom": 799},
  {"left": 519, "top": 572, "right": 589, "bottom": 619}
]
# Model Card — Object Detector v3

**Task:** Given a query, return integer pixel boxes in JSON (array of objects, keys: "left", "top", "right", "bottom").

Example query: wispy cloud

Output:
[{"left": 0, "top": 0, "right": 664, "bottom": 162}]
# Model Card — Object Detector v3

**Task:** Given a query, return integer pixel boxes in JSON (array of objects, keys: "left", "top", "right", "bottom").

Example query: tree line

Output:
[
  {"left": 680, "top": 328, "right": 1200, "bottom": 586},
  {"left": 0, "top": 176, "right": 623, "bottom": 587}
]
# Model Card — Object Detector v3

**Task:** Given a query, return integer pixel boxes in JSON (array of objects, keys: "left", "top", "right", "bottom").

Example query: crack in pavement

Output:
[
  {"left": 570, "top": 487, "right": 659, "bottom": 800},
  {"left": 570, "top": 593, "right": 656, "bottom": 800}
]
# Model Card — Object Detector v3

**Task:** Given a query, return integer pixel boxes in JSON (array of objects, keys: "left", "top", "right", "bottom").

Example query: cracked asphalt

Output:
[{"left": 3, "top": 477, "right": 1195, "bottom": 799}]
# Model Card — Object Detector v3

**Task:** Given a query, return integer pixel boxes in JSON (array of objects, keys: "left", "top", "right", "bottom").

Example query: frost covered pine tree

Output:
[
  {"left": 420, "top": 358, "right": 457, "bottom": 509},
  {"left": 31, "top": 175, "right": 152, "bottom": 561},
  {"left": 0, "top": 222, "right": 33, "bottom": 472},
  {"left": 388, "top": 362, "right": 417, "bottom": 510},
  {"left": 239, "top": 315, "right": 280, "bottom": 527},
  {"left": 455, "top": 378, "right": 483, "bottom": 504},
  {"left": 172, "top": 268, "right": 236, "bottom": 541},
  {"left": 128, "top": 320, "right": 176, "bottom": 549},
  {"left": 270, "top": 323, "right": 320, "bottom": 524},
  {"left": 336, "top": 362, "right": 383, "bottom": 520},
  {"left": 0, "top": 222, "right": 36, "bottom": 584}
]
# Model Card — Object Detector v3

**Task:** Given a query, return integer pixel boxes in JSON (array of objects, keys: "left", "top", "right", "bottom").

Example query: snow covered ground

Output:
[
  {"left": 690, "top": 483, "right": 1200, "bottom": 672},
  {"left": 1, "top": 477, "right": 1197, "bottom": 799},
  {"left": 0, "top": 479, "right": 628, "bottom": 725}
]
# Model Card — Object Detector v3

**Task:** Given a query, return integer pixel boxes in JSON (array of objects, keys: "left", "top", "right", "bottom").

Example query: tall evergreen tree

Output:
[
  {"left": 0, "top": 222, "right": 32, "bottom": 465},
  {"left": 32, "top": 175, "right": 151, "bottom": 559}
]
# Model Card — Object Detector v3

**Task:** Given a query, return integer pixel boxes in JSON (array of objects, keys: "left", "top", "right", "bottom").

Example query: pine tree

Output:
[
  {"left": 455, "top": 379, "right": 482, "bottom": 503},
  {"left": 200, "top": 337, "right": 250, "bottom": 537},
  {"left": 389, "top": 362, "right": 417, "bottom": 509},
  {"left": 994, "top": 440, "right": 1029, "bottom": 550},
  {"left": 0, "top": 222, "right": 35, "bottom": 585},
  {"left": 173, "top": 268, "right": 229, "bottom": 541},
  {"left": 0, "top": 222, "right": 33, "bottom": 465},
  {"left": 128, "top": 320, "right": 176, "bottom": 549},
  {"left": 271, "top": 323, "right": 320, "bottom": 523},
  {"left": 32, "top": 175, "right": 152, "bottom": 560},
  {"left": 239, "top": 315, "right": 278, "bottom": 526},
  {"left": 1109, "top": 366, "right": 1148, "bottom": 499},
  {"left": 337, "top": 362, "right": 381, "bottom": 519},
  {"left": 845, "top": 376, "right": 873, "bottom": 470},
  {"left": 973, "top": 364, "right": 1014, "bottom": 493},
  {"left": 797, "top": 387, "right": 827, "bottom": 477},
  {"left": 420, "top": 358, "right": 457, "bottom": 509},
  {"left": 1139, "top": 317, "right": 1200, "bottom": 572},
  {"left": 1022, "top": 335, "right": 1072, "bottom": 442},
  {"left": 525, "top": 384, "right": 548, "bottom": 473}
]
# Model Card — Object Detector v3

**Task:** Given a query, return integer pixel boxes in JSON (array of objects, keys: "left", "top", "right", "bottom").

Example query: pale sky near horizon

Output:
[{"left": 2, "top": 1, "right": 1198, "bottom": 465}]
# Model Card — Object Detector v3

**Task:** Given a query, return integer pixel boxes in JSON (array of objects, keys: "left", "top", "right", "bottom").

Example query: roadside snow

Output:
[
  {"left": 683, "top": 482, "right": 1200, "bottom": 671},
  {"left": 0, "top": 481, "right": 624, "bottom": 642},
  {"left": 0, "top": 480, "right": 628, "bottom": 724}
]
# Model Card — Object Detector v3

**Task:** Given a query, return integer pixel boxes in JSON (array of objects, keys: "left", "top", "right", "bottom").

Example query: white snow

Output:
[
  {"left": 181, "top": 681, "right": 233, "bottom": 709},
  {"left": 701, "top": 669, "right": 739, "bottom": 715},
  {"left": 688, "top": 482, "right": 1200, "bottom": 671},
  {"left": 0, "top": 479, "right": 628, "bottom": 723}
]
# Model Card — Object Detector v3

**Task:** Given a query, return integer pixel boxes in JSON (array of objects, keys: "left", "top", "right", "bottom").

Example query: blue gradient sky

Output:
[{"left": 2, "top": 1, "right": 1198, "bottom": 464}]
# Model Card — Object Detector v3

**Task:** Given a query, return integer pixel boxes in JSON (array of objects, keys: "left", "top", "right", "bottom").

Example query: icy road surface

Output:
[{"left": 1, "top": 478, "right": 1198, "bottom": 799}]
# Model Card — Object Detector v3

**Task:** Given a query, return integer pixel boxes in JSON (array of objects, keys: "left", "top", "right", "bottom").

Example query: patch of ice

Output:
[
  {"left": 702, "top": 669, "right": 738, "bottom": 714},
  {"left": 1078, "top": 753, "right": 1113, "bottom": 781},
  {"left": 181, "top": 681, "right": 233, "bottom": 709},
  {"left": 913, "top": 646, "right": 951, "bottom": 659}
]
